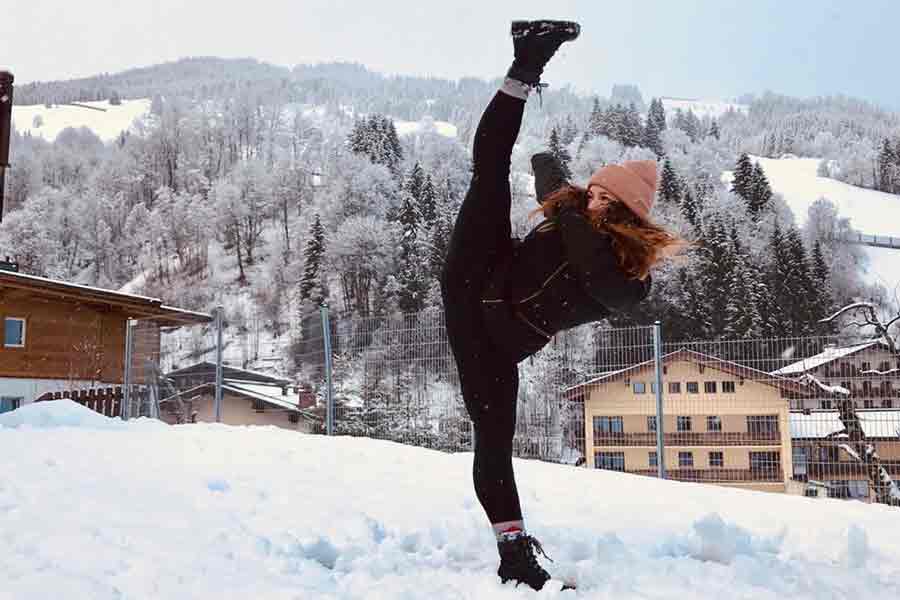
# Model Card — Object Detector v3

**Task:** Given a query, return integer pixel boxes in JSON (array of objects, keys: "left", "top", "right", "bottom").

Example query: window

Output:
[
  {"left": 678, "top": 452, "right": 694, "bottom": 467},
  {"left": 686, "top": 382, "right": 700, "bottom": 394},
  {"left": 861, "top": 361, "right": 871, "bottom": 372},
  {"left": 593, "top": 416, "right": 624, "bottom": 434},
  {"left": 3, "top": 317, "right": 26, "bottom": 348},
  {"left": 288, "top": 412, "right": 300, "bottom": 424},
  {"left": 595, "top": 452, "right": 625, "bottom": 472},
  {"left": 668, "top": 382, "right": 681, "bottom": 394},
  {"left": 706, "top": 416, "right": 722, "bottom": 432},
  {"left": 883, "top": 399, "right": 894, "bottom": 409},
  {"left": 649, "top": 451, "right": 658, "bottom": 468},
  {"left": 650, "top": 382, "right": 658, "bottom": 394},
  {"left": 820, "top": 399, "right": 833, "bottom": 410},
  {"left": 828, "top": 480, "right": 850, "bottom": 499},
  {"left": 792, "top": 446, "right": 808, "bottom": 476},
  {"left": 677, "top": 416, "right": 692, "bottom": 432},
  {"left": 632, "top": 382, "right": 646, "bottom": 394},
  {"left": 862, "top": 381, "right": 872, "bottom": 396},
  {"left": 804, "top": 488, "right": 819, "bottom": 498},
  {"left": 0, "top": 397, "right": 22, "bottom": 414},
  {"left": 704, "top": 381, "right": 717, "bottom": 394},
  {"left": 749, "top": 451, "right": 780, "bottom": 473},
  {"left": 747, "top": 415, "right": 779, "bottom": 435},
  {"left": 879, "top": 361, "right": 890, "bottom": 372},
  {"left": 252, "top": 399, "right": 266, "bottom": 412},
  {"left": 881, "top": 381, "right": 893, "bottom": 397},
  {"left": 709, "top": 451, "right": 724, "bottom": 468},
  {"left": 647, "top": 415, "right": 657, "bottom": 432},
  {"left": 839, "top": 363, "right": 851, "bottom": 377},
  {"left": 863, "top": 399, "right": 874, "bottom": 409},
  {"left": 722, "top": 381, "right": 736, "bottom": 394}
]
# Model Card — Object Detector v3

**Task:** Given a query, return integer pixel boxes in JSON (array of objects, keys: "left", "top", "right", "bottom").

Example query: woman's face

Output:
[{"left": 586, "top": 185, "right": 618, "bottom": 215}]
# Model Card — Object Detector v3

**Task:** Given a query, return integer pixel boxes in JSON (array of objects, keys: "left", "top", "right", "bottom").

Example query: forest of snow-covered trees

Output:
[{"left": 2, "top": 58, "right": 897, "bottom": 351}]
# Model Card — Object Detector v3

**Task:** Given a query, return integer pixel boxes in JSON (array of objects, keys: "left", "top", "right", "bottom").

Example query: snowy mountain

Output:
[{"left": 2, "top": 400, "right": 899, "bottom": 599}]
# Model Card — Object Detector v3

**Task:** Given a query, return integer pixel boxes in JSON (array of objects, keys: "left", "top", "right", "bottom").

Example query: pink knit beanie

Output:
[{"left": 587, "top": 160, "right": 658, "bottom": 222}]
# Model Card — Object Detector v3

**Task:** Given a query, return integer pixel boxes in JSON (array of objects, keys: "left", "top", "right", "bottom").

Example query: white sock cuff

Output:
[
  {"left": 500, "top": 78, "right": 531, "bottom": 101},
  {"left": 493, "top": 520, "right": 526, "bottom": 540}
]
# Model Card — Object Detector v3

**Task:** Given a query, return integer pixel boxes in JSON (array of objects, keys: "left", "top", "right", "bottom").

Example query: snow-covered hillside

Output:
[
  {"left": 2, "top": 401, "right": 899, "bottom": 599},
  {"left": 746, "top": 156, "right": 900, "bottom": 292},
  {"left": 661, "top": 97, "right": 748, "bottom": 119},
  {"left": 11, "top": 99, "right": 152, "bottom": 142}
]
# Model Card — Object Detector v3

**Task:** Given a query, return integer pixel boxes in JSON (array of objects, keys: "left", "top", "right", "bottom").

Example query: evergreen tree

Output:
[
  {"left": 708, "top": 119, "right": 720, "bottom": 140},
  {"left": 724, "top": 226, "right": 764, "bottom": 339},
  {"left": 766, "top": 221, "right": 792, "bottom": 336},
  {"left": 643, "top": 98, "right": 667, "bottom": 157},
  {"left": 561, "top": 115, "right": 579, "bottom": 146},
  {"left": 300, "top": 214, "right": 327, "bottom": 304},
  {"left": 748, "top": 163, "right": 774, "bottom": 216},
  {"left": 420, "top": 173, "right": 437, "bottom": 230},
  {"left": 681, "top": 188, "right": 700, "bottom": 228},
  {"left": 877, "top": 138, "right": 898, "bottom": 193},
  {"left": 785, "top": 227, "right": 816, "bottom": 334},
  {"left": 731, "top": 153, "right": 755, "bottom": 201},
  {"left": 348, "top": 114, "right": 403, "bottom": 176},
  {"left": 658, "top": 159, "right": 682, "bottom": 205},
  {"left": 428, "top": 178, "right": 456, "bottom": 281},
  {"left": 811, "top": 239, "right": 835, "bottom": 329},
  {"left": 548, "top": 126, "right": 573, "bottom": 179},
  {"left": 620, "top": 103, "right": 644, "bottom": 148},
  {"left": 394, "top": 180, "right": 426, "bottom": 313},
  {"left": 587, "top": 97, "right": 604, "bottom": 138}
]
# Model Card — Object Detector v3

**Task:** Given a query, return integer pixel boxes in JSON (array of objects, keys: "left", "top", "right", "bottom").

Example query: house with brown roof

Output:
[
  {"left": 0, "top": 267, "right": 210, "bottom": 414},
  {"left": 566, "top": 349, "right": 813, "bottom": 493}
]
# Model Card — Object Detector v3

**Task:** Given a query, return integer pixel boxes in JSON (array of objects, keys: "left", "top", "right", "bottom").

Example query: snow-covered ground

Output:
[
  {"left": 661, "top": 97, "right": 748, "bottom": 119},
  {"left": 730, "top": 156, "right": 900, "bottom": 292},
  {"left": 394, "top": 117, "right": 457, "bottom": 138},
  {"left": 2, "top": 400, "right": 900, "bottom": 599},
  {"left": 11, "top": 99, "right": 152, "bottom": 143}
]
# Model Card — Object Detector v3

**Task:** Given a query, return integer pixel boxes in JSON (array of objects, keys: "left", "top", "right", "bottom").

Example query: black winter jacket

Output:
[{"left": 482, "top": 207, "right": 651, "bottom": 363}]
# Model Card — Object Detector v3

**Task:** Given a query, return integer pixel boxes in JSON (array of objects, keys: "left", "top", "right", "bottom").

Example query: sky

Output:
[{"left": 3, "top": 0, "right": 899, "bottom": 108}]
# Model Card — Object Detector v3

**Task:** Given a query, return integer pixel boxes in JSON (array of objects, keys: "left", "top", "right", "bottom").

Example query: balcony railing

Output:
[
  {"left": 593, "top": 431, "right": 780, "bottom": 447},
  {"left": 633, "top": 468, "right": 784, "bottom": 482}
]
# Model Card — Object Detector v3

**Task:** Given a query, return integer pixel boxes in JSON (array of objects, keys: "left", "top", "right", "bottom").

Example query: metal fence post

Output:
[
  {"left": 122, "top": 318, "right": 134, "bottom": 419},
  {"left": 320, "top": 304, "right": 334, "bottom": 435},
  {"left": 653, "top": 321, "right": 666, "bottom": 479},
  {"left": 214, "top": 306, "right": 224, "bottom": 423}
]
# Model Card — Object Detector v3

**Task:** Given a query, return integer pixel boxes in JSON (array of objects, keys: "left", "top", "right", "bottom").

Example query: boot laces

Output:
[{"left": 524, "top": 534, "right": 553, "bottom": 566}]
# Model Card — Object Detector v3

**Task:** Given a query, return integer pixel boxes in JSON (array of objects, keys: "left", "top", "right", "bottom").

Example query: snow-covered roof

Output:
[
  {"left": 790, "top": 410, "right": 900, "bottom": 439},
  {"left": 223, "top": 380, "right": 305, "bottom": 411},
  {"left": 772, "top": 341, "right": 885, "bottom": 376},
  {"left": 166, "top": 362, "right": 289, "bottom": 384},
  {"left": 0, "top": 269, "right": 211, "bottom": 325}
]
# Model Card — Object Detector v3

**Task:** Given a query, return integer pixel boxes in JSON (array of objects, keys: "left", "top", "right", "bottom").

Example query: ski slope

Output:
[
  {"left": 2, "top": 401, "right": 899, "bottom": 599},
  {"left": 660, "top": 97, "right": 748, "bottom": 119},
  {"left": 11, "top": 99, "right": 152, "bottom": 143}
]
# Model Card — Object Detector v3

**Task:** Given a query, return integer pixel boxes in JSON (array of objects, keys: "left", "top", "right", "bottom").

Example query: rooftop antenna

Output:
[{"left": 0, "top": 70, "right": 13, "bottom": 223}]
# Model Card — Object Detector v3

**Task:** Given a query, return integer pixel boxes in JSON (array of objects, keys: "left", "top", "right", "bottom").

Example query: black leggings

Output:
[{"left": 440, "top": 91, "right": 525, "bottom": 524}]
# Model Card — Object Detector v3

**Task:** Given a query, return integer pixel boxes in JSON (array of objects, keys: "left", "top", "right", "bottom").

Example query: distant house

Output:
[
  {"left": 0, "top": 268, "right": 210, "bottom": 414},
  {"left": 161, "top": 362, "right": 320, "bottom": 433},
  {"left": 566, "top": 349, "right": 812, "bottom": 494},
  {"left": 772, "top": 341, "right": 900, "bottom": 410}
]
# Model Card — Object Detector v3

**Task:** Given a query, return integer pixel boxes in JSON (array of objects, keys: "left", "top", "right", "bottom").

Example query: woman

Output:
[{"left": 440, "top": 20, "right": 685, "bottom": 591}]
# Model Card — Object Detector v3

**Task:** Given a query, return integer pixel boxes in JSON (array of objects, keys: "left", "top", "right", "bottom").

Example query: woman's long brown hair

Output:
[{"left": 532, "top": 185, "right": 690, "bottom": 281}]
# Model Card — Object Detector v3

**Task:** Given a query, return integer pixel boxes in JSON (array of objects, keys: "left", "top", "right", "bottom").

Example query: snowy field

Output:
[
  {"left": 11, "top": 99, "right": 152, "bottom": 143},
  {"left": 2, "top": 401, "right": 900, "bottom": 599}
]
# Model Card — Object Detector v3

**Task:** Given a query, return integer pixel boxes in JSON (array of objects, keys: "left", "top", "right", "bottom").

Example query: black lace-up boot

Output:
[
  {"left": 507, "top": 20, "right": 581, "bottom": 86},
  {"left": 496, "top": 532, "right": 554, "bottom": 591}
]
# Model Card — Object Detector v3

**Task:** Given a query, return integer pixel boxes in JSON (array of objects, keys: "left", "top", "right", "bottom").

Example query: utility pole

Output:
[{"left": 0, "top": 70, "right": 14, "bottom": 223}]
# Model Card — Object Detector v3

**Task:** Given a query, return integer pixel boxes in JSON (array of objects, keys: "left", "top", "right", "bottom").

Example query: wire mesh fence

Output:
[{"left": 119, "top": 298, "right": 900, "bottom": 506}]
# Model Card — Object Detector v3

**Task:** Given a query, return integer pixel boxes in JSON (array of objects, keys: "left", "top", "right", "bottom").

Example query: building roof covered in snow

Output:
[
  {"left": 0, "top": 269, "right": 211, "bottom": 326},
  {"left": 790, "top": 410, "right": 900, "bottom": 439},
  {"left": 565, "top": 348, "right": 811, "bottom": 397},
  {"left": 166, "top": 361, "right": 290, "bottom": 385},
  {"left": 772, "top": 341, "right": 890, "bottom": 376}
]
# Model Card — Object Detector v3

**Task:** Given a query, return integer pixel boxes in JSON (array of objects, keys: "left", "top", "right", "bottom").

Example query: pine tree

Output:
[
  {"left": 766, "top": 221, "right": 792, "bottom": 336},
  {"left": 708, "top": 119, "right": 720, "bottom": 140},
  {"left": 420, "top": 174, "right": 437, "bottom": 230},
  {"left": 748, "top": 163, "right": 774, "bottom": 217},
  {"left": 681, "top": 188, "right": 700, "bottom": 228},
  {"left": 785, "top": 227, "right": 816, "bottom": 335},
  {"left": 658, "top": 159, "right": 682, "bottom": 205},
  {"left": 643, "top": 98, "right": 667, "bottom": 157},
  {"left": 561, "top": 115, "right": 579, "bottom": 146},
  {"left": 428, "top": 178, "right": 456, "bottom": 281},
  {"left": 811, "top": 239, "right": 835, "bottom": 329},
  {"left": 548, "top": 126, "right": 573, "bottom": 179},
  {"left": 731, "top": 153, "right": 755, "bottom": 201},
  {"left": 587, "top": 97, "right": 604, "bottom": 138},
  {"left": 877, "top": 138, "right": 897, "bottom": 193},
  {"left": 620, "top": 103, "right": 644, "bottom": 148},
  {"left": 300, "top": 214, "right": 327, "bottom": 304},
  {"left": 394, "top": 181, "right": 426, "bottom": 313}
]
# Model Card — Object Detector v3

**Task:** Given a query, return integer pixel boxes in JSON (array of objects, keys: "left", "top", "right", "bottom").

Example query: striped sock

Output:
[{"left": 493, "top": 520, "right": 526, "bottom": 541}]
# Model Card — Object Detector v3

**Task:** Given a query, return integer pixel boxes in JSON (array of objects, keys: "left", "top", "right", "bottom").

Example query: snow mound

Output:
[
  {"left": 0, "top": 399, "right": 125, "bottom": 429},
  {"left": 2, "top": 424, "right": 900, "bottom": 598}
]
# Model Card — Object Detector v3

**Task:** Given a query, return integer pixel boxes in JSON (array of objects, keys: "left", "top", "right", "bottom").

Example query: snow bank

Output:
[
  {"left": 0, "top": 399, "right": 125, "bottom": 429},
  {"left": 2, "top": 406, "right": 900, "bottom": 598},
  {"left": 11, "top": 98, "right": 151, "bottom": 143}
]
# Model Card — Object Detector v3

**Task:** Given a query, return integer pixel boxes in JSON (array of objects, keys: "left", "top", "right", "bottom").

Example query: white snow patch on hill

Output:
[
  {"left": 2, "top": 400, "right": 899, "bottom": 599},
  {"left": 12, "top": 99, "right": 152, "bottom": 143},
  {"left": 661, "top": 97, "right": 748, "bottom": 119},
  {"left": 394, "top": 116, "right": 457, "bottom": 138},
  {"left": 725, "top": 156, "right": 900, "bottom": 291}
]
